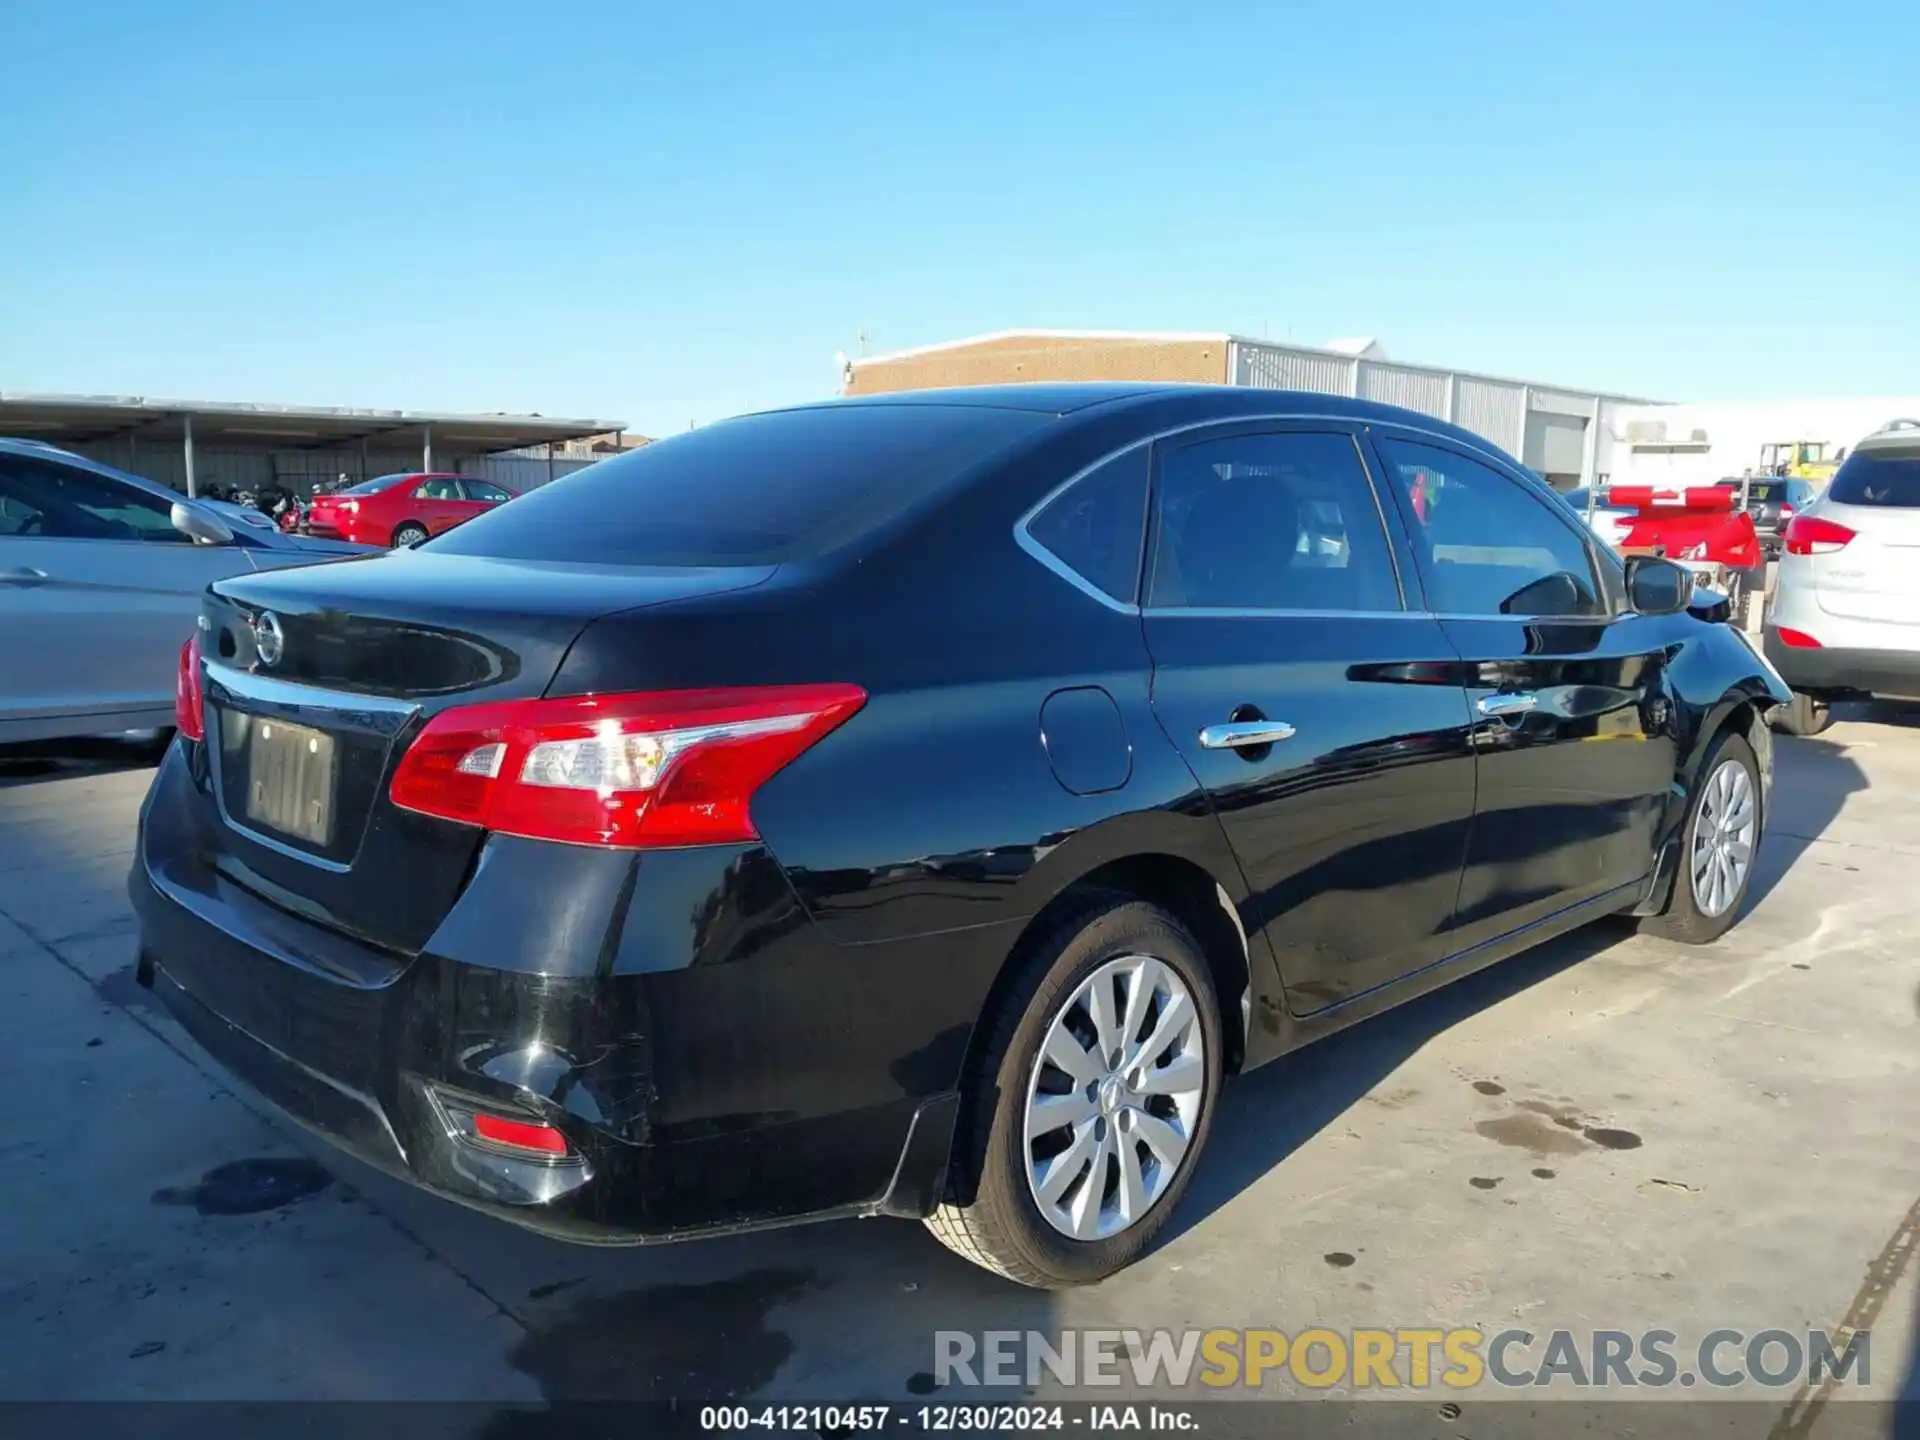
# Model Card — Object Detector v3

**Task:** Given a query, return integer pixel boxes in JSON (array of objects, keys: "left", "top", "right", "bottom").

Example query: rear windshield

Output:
[
  {"left": 1828, "top": 449, "right": 1920, "bottom": 508},
  {"left": 427, "top": 404, "right": 1055, "bottom": 565},
  {"left": 336, "top": 474, "right": 408, "bottom": 496}
]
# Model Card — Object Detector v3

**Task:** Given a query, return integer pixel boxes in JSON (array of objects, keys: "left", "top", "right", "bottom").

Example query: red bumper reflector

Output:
[
  {"left": 1775, "top": 627, "right": 1822, "bottom": 649},
  {"left": 471, "top": 1113, "right": 570, "bottom": 1155},
  {"left": 176, "top": 634, "right": 206, "bottom": 741}
]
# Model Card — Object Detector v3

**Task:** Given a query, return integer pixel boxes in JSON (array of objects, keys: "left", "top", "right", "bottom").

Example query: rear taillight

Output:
[
  {"left": 389, "top": 683, "right": 867, "bottom": 848},
  {"left": 1775, "top": 627, "right": 1822, "bottom": 649},
  {"left": 339, "top": 499, "right": 358, "bottom": 513},
  {"left": 1783, "top": 515, "right": 1855, "bottom": 555},
  {"left": 175, "top": 634, "right": 205, "bottom": 741}
]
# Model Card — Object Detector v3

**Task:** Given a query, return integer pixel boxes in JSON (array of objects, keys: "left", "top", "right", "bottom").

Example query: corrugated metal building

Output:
[{"left": 843, "top": 331, "right": 1658, "bottom": 490}]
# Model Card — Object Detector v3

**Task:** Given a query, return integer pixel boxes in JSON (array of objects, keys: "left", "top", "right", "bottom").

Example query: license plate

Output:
[{"left": 241, "top": 716, "right": 337, "bottom": 847}]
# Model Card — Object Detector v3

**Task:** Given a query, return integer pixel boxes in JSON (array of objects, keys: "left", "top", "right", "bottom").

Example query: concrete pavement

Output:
[{"left": 1, "top": 714, "right": 1914, "bottom": 1433}]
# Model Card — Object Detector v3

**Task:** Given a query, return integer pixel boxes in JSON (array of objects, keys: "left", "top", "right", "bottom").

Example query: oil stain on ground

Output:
[
  {"left": 1475, "top": 1114, "right": 1589, "bottom": 1157},
  {"left": 1471, "top": 1080, "right": 1506, "bottom": 1096},
  {"left": 152, "top": 1158, "right": 333, "bottom": 1215},
  {"left": 1486, "top": 1100, "right": 1642, "bottom": 1155},
  {"left": 493, "top": 1267, "right": 814, "bottom": 1410}
]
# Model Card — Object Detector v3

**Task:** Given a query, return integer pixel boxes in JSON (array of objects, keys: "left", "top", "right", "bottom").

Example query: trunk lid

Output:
[{"left": 196, "top": 550, "right": 775, "bottom": 952}]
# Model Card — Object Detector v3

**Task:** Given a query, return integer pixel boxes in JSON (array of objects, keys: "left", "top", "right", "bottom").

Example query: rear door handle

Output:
[
  {"left": 0, "top": 566, "right": 49, "bottom": 587},
  {"left": 1477, "top": 692, "right": 1538, "bottom": 717},
  {"left": 1199, "top": 720, "right": 1297, "bottom": 750}
]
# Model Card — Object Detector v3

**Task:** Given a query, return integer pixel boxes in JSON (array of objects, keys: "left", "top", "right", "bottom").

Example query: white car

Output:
[{"left": 1762, "top": 419, "right": 1920, "bottom": 734}]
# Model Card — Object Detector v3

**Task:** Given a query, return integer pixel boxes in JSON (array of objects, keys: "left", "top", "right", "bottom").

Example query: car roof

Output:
[
  {"left": 1854, "top": 420, "right": 1920, "bottom": 454},
  {"left": 771, "top": 383, "right": 1519, "bottom": 466}
]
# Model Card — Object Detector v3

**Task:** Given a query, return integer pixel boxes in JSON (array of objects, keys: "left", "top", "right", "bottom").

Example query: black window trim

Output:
[{"left": 1365, "top": 422, "right": 1626, "bottom": 623}]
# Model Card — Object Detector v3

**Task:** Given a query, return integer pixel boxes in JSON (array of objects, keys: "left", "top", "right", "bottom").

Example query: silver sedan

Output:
[{"left": 0, "top": 439, "right": 371, "bottom": 745}]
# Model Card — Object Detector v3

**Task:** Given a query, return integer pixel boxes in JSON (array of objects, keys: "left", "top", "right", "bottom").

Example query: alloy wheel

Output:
[
  {"left": 1690, "top": 758, "right": 1757, "bottom": 919},
  {"left": 1022, "top": 954, "right": 1206, "bottom": 1241}
]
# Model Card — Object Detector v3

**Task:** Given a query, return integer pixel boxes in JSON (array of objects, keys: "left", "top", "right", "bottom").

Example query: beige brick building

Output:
[{"left": 843, "top": 332, "right": 1230, "bottom": 395}]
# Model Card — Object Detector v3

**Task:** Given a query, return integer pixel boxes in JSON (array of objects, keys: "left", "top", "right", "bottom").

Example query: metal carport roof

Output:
[{"left": 0, "top": 392, "right": 626, "bottom": 454}]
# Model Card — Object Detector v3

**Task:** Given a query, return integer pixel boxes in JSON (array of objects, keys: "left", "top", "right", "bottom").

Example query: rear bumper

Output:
[
  {"left": 130, "top": 744, "right": 962, "bottom": 1245},
  {"left": 1761, "top": 628, "right": 1920, "bottom": 701}
]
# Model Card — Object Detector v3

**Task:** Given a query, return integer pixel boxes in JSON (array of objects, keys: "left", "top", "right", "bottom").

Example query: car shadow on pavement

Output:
[
  {"left": 0, "top": 735, "right": 165, "bottom": 788},
  {"left": 1164, "top": 921, "right": 1620, "bottom": 1247},
  {"left": 1167, "top": 725, "right": 1868, "bottom": 1246},
  {"left": 1749, "top": 724, "right": 1871, "bottom": 910}
]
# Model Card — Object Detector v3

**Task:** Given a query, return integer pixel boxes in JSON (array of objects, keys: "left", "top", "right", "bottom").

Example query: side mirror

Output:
[
  {"left": 170, "top": 500, "right": 235, "bottom": 546},
  {"left": 1625, "top": 555, "right": 1692, "bottom": 615}
]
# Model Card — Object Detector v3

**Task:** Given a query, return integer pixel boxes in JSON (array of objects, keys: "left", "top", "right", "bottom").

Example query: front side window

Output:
[
  {"left": 1023, "top": 448, "right": 1149, "bottom": 604},
  {"left": 463, "top": 480, "right": 512, "bottom": 503},
  {"left": 1147, "top": 431, "right": 1402, "bottom": 612},
  {"left": 1378, "top": 438, "right": 1603, "bottom": 617},
  {"left": 0, "top": 458, "right": 186, "bottom": 542}
]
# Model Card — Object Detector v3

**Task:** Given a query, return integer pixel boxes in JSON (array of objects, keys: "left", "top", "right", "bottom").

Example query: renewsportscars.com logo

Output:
[{"left": 934, "top": 1327, "right": 1872, "bottom": 1391}]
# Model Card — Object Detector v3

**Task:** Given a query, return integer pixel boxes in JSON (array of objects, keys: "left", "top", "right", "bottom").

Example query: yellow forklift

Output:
[{"left": 1755, "top": 439, "right": 1840, "bottom": 483}]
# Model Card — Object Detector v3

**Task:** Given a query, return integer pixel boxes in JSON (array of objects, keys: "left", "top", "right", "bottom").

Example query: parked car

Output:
[
  {"left": 1561, "top": 485, "right": 1634, "bottom": 551},
  {"left": 303, "top": 472, "right": 515, "bottom": 547},
  {"left": 1763, "top": 420, "right": 1920, "bottom": 735},
  {"left": 133, "top": 386, "right": 1786, "bottom": 1288},
  {"left": 1716, "top": 476, "right": 1817, "bottom": 560},
  {"left": 0, "top": 438, "right": 370, "bottom": 746}
]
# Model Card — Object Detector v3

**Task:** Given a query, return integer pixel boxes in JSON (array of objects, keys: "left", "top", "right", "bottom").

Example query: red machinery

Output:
[{"left": 1602, "top": 484, "right": 1764, "bottom": 621}]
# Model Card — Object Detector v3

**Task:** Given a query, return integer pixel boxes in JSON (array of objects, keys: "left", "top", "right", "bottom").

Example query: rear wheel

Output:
[
  {"left": 1770, "top": 691, "right": 1832, "bottom": 737},
  {"left": 391, "top": 522, "right": 429, "bottom": 548},
  {"left": 925, "top": 894, "right": 1222, "bottom": 1288},
  {"left": 1641, "top": 731, "right": 1761, "bottom": 944}
]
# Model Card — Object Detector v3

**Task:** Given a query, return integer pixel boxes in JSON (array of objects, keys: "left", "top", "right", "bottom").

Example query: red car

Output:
[{"left": 304, "top": 472, "right": 515, "bottom": 548}]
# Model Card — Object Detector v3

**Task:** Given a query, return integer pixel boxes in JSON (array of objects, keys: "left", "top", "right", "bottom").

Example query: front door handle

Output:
[
  {"left": 1199, "top": 719, "right": 1297, "bottom": 750},
  {"left": 0, "top": 566, "right": 49, "bottom": 587},
  {"left": 1477, "top": 692, "right": 1538, "bottom": 717}
]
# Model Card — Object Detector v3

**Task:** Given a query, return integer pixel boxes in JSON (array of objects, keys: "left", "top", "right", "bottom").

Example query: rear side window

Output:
[
  {"left": 1023, "top": 448, "right": 1149, "bottom": 604},
  {"left": 1828, "top": 450, "right": 1920, "bottom": 507},
  {"left": 429, "top": 405, "right": 1053, "bottom": 565},
  {"left": 1147, "top": 431, "right": 1402, "bottom": 612}
]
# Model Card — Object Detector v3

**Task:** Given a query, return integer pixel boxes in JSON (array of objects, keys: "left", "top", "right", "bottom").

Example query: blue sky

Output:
[{"left": 3, "top": 0, "right": 1914, "bottom": 436}]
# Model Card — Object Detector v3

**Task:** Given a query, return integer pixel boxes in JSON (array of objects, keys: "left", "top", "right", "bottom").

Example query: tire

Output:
[
  {"left": 1770, "top": 691, "right": 1832, "bottom": 738},
  {"left": 1640, "top": 730, "right": 1762, "bottom": 945},
  {"left": 925, "top": 893, "right": 1223, "bottom": 1288},
  {"left": 391, "top": 522, "right": 429, "bottom": 548}
]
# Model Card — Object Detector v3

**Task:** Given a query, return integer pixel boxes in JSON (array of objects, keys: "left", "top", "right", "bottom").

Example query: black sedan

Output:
[{"left": 132, "top": 385, "right": 1788, "bottom": 1287}]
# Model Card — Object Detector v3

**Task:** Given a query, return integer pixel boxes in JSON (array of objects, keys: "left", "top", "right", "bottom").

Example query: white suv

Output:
[{"left": 1763, "top": 419, "right": 1920, "bottom": 734}]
